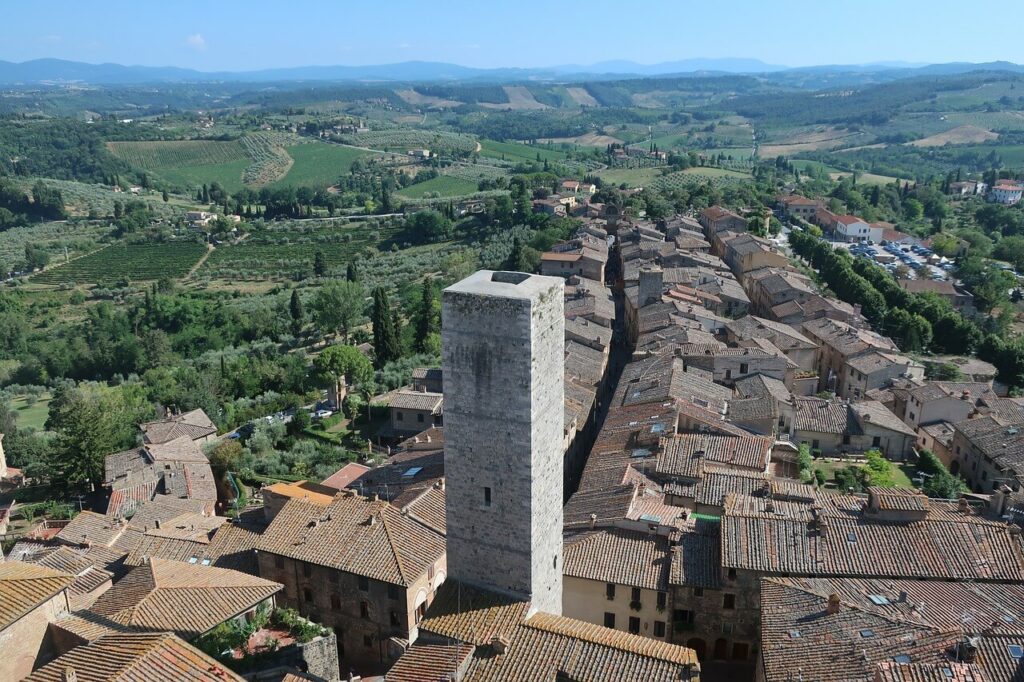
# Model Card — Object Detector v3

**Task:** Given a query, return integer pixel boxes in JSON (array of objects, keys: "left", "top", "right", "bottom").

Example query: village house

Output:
[
  {"left": 23, "top": 632, "right": 245, "bottom": 682},
  {"left": 948, "top": 416, "right": 1024, "bottom": 492},
  {"left": 786, "top": 397, "right": 916, "bottom": 458},
  {"left": 83, "top": 559, "right": 282, "bottom": 641},
  {"left": 140, "top": 408, "right": 217, "bottom": 444},
  {"left": 103, "top": 435, "right": 218, "bottom": 518},
  {"left": 758, "top": 578, "right": 1024, "bottom": 682},
  {"left": 897, "top": 278, "right": 975, "bottom": 313},
  {"left": 725, "top": 316, "right": 819, "bottom": 374},
  {"left": 562, "top": 528, "right": 674, "bottom": 641},
  {"left": 256, "top": 491, "right": 447, "bottom": 669},
  {"left": 186, "top": 210, "right": 216, "bottom": 228},
  {"left": 889, "top": 380, "right": 994, "bottom": 429},
  {"left": 776, "top": 194, "right": 822, "bottom": 220},
  {"left": 719, "top": 233, "right": 790, "bottom": 279},
  {"left": 948, "top": 179, "right": 987, "bottom": 197},
  {"left": 532, "top": 197, "right": 567, "bottom": 216},
  {"left": 742, "top": 268, "right": 817, "bottom": 318},
  {"left": 720, "top": 486, "right": 1024, "bottom": 658},
  {"left": 540, "top": 243, "right": 607, "bottom": 281},
  {"left": 801, "top": 317, "right": 912, "bottom": 398},
  {"left": 378, "top": 388, "right": 444, "bottom": 437},
  {"left": 832, "top": 214, "right": 879, "bottom": 243},
  {"left": 699, "top": 205, "right": 747, "bottom": 234},
  {"left": 990, "top": 179, "right": 1024, "bottom": 205},
  {"left": 0, "top": 563, "right": 73, "bottom": 680}
]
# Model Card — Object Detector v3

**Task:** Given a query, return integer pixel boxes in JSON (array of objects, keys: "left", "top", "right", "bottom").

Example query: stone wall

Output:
[{"left": 442, "top": 271, "right": 565, "bottom": 615}]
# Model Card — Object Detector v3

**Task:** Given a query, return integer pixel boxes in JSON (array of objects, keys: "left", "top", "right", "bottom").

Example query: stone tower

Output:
[
  {"left": 442, "top": 270, "right": 565, "bottom": 615},
  {"left": 638, "top": 265, "right": 664, "bottom": 307}
]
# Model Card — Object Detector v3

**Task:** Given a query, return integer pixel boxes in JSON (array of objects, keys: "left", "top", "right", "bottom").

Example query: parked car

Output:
[{"left": 314, "top": 409, "right": 333, "bottom": 419}]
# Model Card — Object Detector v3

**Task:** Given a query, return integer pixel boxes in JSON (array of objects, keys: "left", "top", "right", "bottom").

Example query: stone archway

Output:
[{"left": 713, "top": 637, "right": 729, "bottom": 660}]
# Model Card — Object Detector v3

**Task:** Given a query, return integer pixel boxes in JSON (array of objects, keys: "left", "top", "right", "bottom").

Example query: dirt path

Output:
[{"left": 186, "top": 243, "right": 214, "bottom": 279}]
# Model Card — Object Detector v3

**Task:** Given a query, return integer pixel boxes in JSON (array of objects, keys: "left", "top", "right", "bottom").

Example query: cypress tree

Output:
[
  {"left": 371, "top": 287, "right": 401, "bottom": 368},
  {"left": 313, "top": 251, "right": 327, "bottom": 277},
  {"left": 289, "top": 289, "right": 304, "bottom": 336},
  {"left": 414, "top": 278, "right": 437, "bottom": 353},
  {"left": 346, "top": 262, "right": 359, "bottom": 282}
]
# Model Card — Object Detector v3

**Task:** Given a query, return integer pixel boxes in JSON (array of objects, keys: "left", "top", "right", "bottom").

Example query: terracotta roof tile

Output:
[
  {"left": 23, "top": 632, "right": 244, "bottom": 681},
  {"left": 88, "top": 558, "right": 281, "bottom": 639},
  {"left": 0, "top": 562, "right": 73, "bottom": 630},
  {"left": 256, "top": 492, "right": 445, "bottom": 586}
]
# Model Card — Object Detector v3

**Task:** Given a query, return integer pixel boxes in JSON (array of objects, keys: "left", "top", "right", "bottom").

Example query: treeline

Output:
[
  {"left": 0, "top": 118, "right": 147, "bottom": 182},
  {"left": 0, "top": 178, "right": 66, "bottom": 228},
  {"left": 729, "top": 72, "right": 1022, "bottom": 126},
  {"left": 790, "top": 230, "right": 1024, "bottom": 388}
]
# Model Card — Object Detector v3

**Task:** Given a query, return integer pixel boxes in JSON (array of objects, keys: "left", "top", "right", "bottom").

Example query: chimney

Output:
[
  {"left": 426, "top": 434, "right": 432, "bottom": 443},
  {"left": 956, "top": 636, "right": 980, "bottom": 664},
  {"left": 490, "top": 634, "right": 509, "bottom": 655},
  {"left": 62, "top": 667, "right": 77, "bottom": 682},
  {"left": 958, "top": 497, "right": 971, "bottom": 515},
  {"left": 898, "top": 591, "right": 908, "bottom": 603},
  {"left": 826, "top": 593, "right": 841, "bottom": 615},
  {"left": 154, "top": 519, "right": 161, "bottom": 529},
  {"left": 818, "top": 518, "right": 828, "bottom": 538},
  {"left": 589, "top": 513, "right": 597, "bottom": 530}
]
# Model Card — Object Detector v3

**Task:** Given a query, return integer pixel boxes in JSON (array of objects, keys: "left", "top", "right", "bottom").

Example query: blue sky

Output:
[{"left": 3, "top": 0, "right": 1023, "bottom": 71}]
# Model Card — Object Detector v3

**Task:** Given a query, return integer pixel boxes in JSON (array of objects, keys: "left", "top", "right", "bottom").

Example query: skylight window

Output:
[
  {"left": 188, "top": 557, "right": 198, "bottom": 564},
  {"left": 631, "top": 448, "right": 652, "bottom": 458},
  {"left": 1008, "top": 644, "right": 1024, "bottom": 659},
  {"left": 868, "top": 595, "right": 890, "bottom": 605},
  {"left": 859, "top": 629, "right": 875, "bottom": 638},
  {"left": 847, "top": 531, "right": 858, "bottom": 544},
  {"left": 892, "top": 655, "right": 911, "bottom": 664},
  {"left": 402, "top": 467, "right": 423, "bottom": 478},
  {"left": 650, "top": 423, "right": 666, "bottom": 434},
  {"left": 788, "top": 630, "right": 801, "bottom": 639}
]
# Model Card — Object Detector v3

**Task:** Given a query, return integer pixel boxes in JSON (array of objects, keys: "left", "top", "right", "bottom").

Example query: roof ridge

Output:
[{"left": 378, "top": 505, "right": 409, "bottom": 586}]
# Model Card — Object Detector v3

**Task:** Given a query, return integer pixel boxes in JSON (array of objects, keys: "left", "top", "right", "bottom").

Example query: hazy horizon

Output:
[{"left": 3, "top": 0, "right": 1022, "bottom": 72}]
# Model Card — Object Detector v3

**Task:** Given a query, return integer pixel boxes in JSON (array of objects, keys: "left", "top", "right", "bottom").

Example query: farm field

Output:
[
  {"left": 396, "top": 175, "right": 480, "bottom": 198},
  {"left": 33, "top": 241, "right": 208, "bottom": 284},
  {"left": 269, "top": 144, "right": 371, "bottom": 189},
  {"left": 479, "top": 86, "right": 548, "bottom": 111},
  {"left": 107, "top": 140, "right": 247, "bottom": 170},
  {"left": 0, "top": 219, "right": 111, "bottom": 270},
  {"left": 157, "top": 158, "right": 251, "bottom": 194},
  {"left": 907, "top": 124, "right": 999, "bottom": 147},
  {"left": 597, "top": 167, "right": 664, "bottom": 187},
  {"left": 478, "top": 140, "right": 567, "bottom": 163},
  {"left": 200, "top": 222, "right": 402, "bottom": 280},
  {"left": 338, "top": 129, "right": 477, "bottom": 154},
  {"left": 951, "top": 144, "right": 1024, "bottom": 166},
  {"left": 702, "top": 146, "right": 755, "bottom": 159},
  {"left": 829, "top": 171, "right": 904, "bottom": 185}
]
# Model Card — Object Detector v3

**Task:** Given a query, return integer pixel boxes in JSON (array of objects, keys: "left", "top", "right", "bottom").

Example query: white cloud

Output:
[{"left": 185, "top": 34, "right": 207, "bottom": 51}]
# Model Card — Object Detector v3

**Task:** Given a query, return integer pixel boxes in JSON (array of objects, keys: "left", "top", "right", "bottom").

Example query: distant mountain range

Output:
[{"left": 1, "top": 57, "right": 1023, "bottom": 86}]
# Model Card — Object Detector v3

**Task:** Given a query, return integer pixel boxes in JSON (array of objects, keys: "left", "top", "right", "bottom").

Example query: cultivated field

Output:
[
  {"left": 269, "top": 144, "right": 370, "bottom": 189},
  {"left": 565, "top": 87, "right": 599, "bottom": 107},
  {"left": 907, "top": 124, "right": 999, "bottom": 147},
  {"left": 33, "top": 241, "right": 208, "bottom": 284},
  {"left": 480, "top": 86, "right": 548, "bottom": 111},
  {"left": 394, "top": 89, "right": 462, "bottom": 109},
  {"left": 338, "top": 129, "right": 478, "bottom": 154},
  {"left": 479, "top": 140, "right": 567, "bottom": 163},
  {"left": 199, "top": 222, "right": 401, "bottom": 280},
  {"left": 107, "top": 140, "right": 247, "bottom": 170},
  {"left": 396, "top": 175, "right": 480, "bottom": 198}
]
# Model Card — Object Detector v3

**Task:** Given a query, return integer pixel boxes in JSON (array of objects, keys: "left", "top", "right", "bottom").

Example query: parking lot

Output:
[{"left": 847, "top": 240, "right": 954, "bottom": 281}]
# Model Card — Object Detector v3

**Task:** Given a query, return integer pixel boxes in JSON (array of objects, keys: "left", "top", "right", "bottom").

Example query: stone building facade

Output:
[{"left": 442, "top": 270, "right": 565, "bottom": 615}]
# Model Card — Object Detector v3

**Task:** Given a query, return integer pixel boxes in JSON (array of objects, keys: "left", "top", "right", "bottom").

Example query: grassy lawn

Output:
[
  {"left": 269, "top": 143, "right": 371, "bottom": 189},
  {"left": 812, "top": 457, "right": 916, "bottom": 490},
  {"left": 597, "top": 167, "right": 663, "bottom": 187},
  {"left": 9, "top": 393, "right": 52, "bottom": 431},
  {"left": 396, "top": 175, "right": 480, "bottom": 198}
]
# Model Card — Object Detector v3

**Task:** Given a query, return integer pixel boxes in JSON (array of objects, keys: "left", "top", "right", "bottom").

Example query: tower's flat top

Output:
[{"left": 444, "top": 270, "right": 564, "bottom": 301}]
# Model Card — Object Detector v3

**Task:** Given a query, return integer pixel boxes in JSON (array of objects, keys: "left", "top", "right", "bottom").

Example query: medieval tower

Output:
[{"left": 442, "top": 270, "right": 565, "bottom": 615}]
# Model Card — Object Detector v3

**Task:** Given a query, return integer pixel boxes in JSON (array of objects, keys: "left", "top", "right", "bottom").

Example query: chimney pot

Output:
[
  {"left": 589, "top": 513, "right": 597, "bottom": 530},
  {"left": 62, "top": 666, "right": 77, "bottom": 682},
  {"left": 826, "top": 593, "right": 841, "bottom": 615}
]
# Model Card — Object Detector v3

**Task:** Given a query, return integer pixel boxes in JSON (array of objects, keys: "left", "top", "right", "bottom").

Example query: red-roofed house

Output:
[{"left": 990, "top": 179, "right": 1024, "bottom": 205}]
